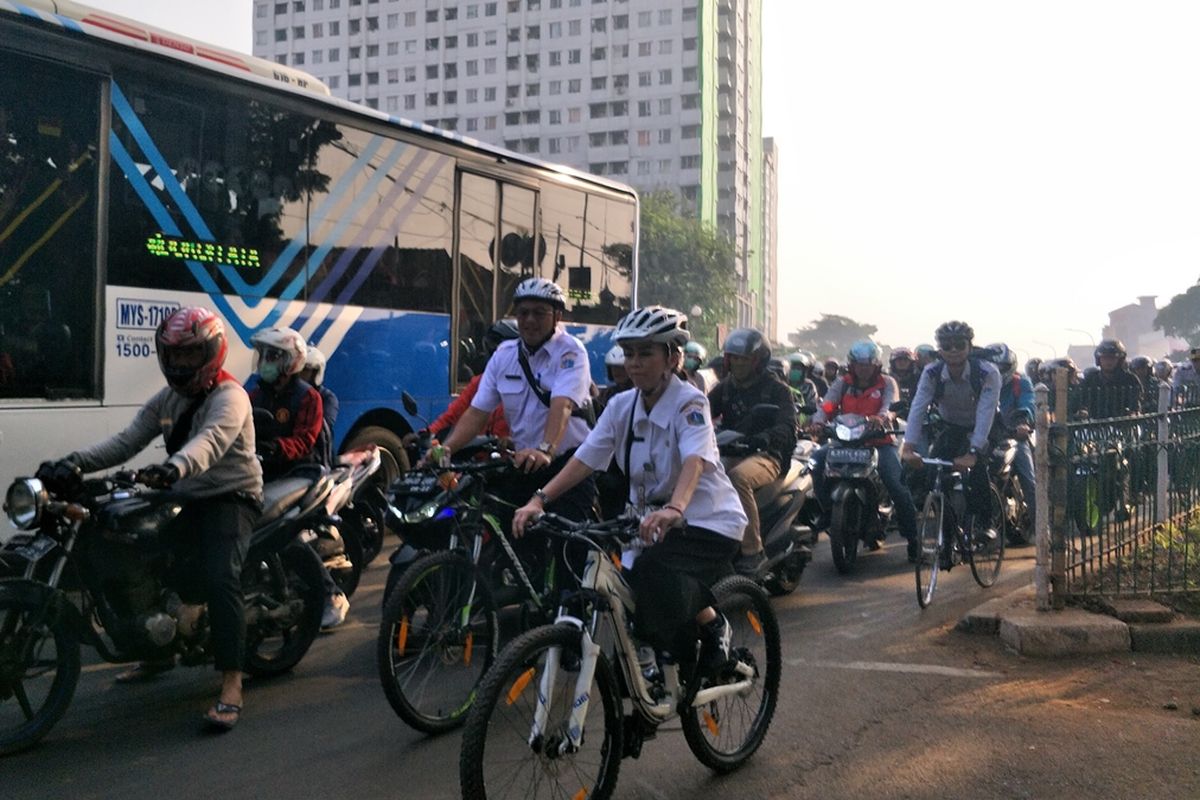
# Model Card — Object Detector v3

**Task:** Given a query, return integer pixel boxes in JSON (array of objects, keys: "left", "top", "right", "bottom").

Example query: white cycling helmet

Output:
[
  {"left": 614, "top": 305, "right": 690, "bottom": 348},
  {"left": 605, "top": 344, "right": 625, "bottom": 367},
  {"left": 303, "top": 344, "right": 326, "bottom": 385},
  {"left": 250, "top": 327, "right": 307, "bottom": 378},
  {"left": 512, "top": 277, "right": 565, "bottom": 310}
]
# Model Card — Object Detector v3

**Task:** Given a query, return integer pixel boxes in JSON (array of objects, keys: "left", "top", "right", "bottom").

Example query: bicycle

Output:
[
  {"left": 458, "top": 512, "right": 781, "bottom": 800},
  {"left": 377, "top": 456, "right": 569, "bottom": 734},
  {"left": 914, "top": 457, "right": 1005, "bottom": 608}
]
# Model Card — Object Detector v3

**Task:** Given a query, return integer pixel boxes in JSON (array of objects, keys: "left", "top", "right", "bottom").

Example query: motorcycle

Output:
[
  {"left": 819, "top": 412, "right": 901, "bottom": 574},
  {"left": 298, "top": 446, "right": 384, "bottom": 598},
  {"left": 717, "top": 404, "right": 819, "bottom": 596},
  {"left": 0, "top": 467, "right": 329, "bottom": 755},
  {"left": 988, "top": 437, "right": 1032, "bottom": 545}
]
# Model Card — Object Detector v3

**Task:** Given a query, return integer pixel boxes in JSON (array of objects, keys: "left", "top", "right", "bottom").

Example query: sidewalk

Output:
[{"left": 959, "top": 582, "right": 1200, "bottom": 656}]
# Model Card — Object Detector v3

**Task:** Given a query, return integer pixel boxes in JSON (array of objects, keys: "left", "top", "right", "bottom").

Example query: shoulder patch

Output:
[
  {"left": 560, "top": 353, "right": 578, "bottom": 369},
  {"left": 681, "top": 398, "right": 707, "bottom": 426}
]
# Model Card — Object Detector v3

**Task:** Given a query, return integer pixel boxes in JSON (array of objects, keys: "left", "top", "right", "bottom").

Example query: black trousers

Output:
[
  {"left": 629, "top": 525, "right": 740, "bottom": 656},
  {"left": 171, "top": 495, "right": 258, "bottom": 672},
  {"left": 928, "top": 425, "right": 992, "bottom": 520}
]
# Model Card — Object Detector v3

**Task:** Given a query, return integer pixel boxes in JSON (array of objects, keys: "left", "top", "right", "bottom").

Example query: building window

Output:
[
  {"left": 527, "top": 24, "right": 540, "bottom": 39},
  {"left": 328, "top": 47, "right": 340, "bottom": 60},
  {"left": 426, "top": 92, "right": 439, "bottom": 106},
  {"left": 589, "top": 132, "right": 606, "bottom": 147},
  {"left": 568, "top": 49, "right": 581, "bottom": 64},
  {"left": 610, "top": 100, "right": 627, "bottom": 116},
  {"left": 526, "top": 82, "right": 540, "bottom": 96},
  {"left": 658, "top": 98, "right": 671, "bottom": 114},
  {"left": 505, "top": 112, "right": 520, "bottom": 125},
  {"left": 466, "top": 117, "right": 478, "bottom": 131},
  {"left": 549, "top": 109, "right": 562, "bottom": 124},
  {"left": 466, "top": 60, "right": 478, "bottom": 76},
  {"left": 484, "top": 57, "right": 497, "bottom": 73},
  {"left": 682, "top": 6, "right": 697, "bottom": 22},
  {"left": 637, "top": 130, "right": 650, "bottom": 146},
  {"left": 568, "top": 78, "right": 581, "bottom": 92},
  {"left": 589, "top": 102, "right": 607, "bottom": 118},
  {"left": 312, "top": 22, "right": 324, "bottom": 37},
  {"left": 426, "top": 65, "right": 439, "bottom": 79},
  {"left": 387, "top": 68, "right": 399, "bottom": 83},
  {"left": 637, "top": 100, "right": 650, "bottom": 117},
  {"left": 549, "top": 51, "right": 561, "bottom": 66},
  {"left": 658, "top": 128, "right": 671, "bottom": 144},
  {"left": 526, "top": 54, "right": 539, "bottom": 71},
  {"left": 348, "top": 19, "right": 359, "bottom": 33},
  {"left": 637, "top": 41, "right": 651, "bottom": 56},
  {"left": 683, "top": 66, "right": 698, "bottom": 83},
  {"left": 568, "top": 19, "right": 581, "bottom": 35},
  {"left": 613, "top": 14, "right": 628, "bottom": 30},
  {"left": 445, "top": 62, "right": 458, "bottom": 78},
  {"left": 467, "top": 32, "right": 478, "bottom": 47},
  {"left": 329, "top": 20, "right": 339, "bottom": 34},
  {"left": 274, "top": 28, "right": 287, "bottom": 42},
  {"left": 658, "top": 39, "right": 672, "bottom": 55},
  {"left": 591, "top": 76, "right": 607, "bottom": 90},
  {"left": 508, "top": 27, "right": 521, "bottom": 42},
  {"left": 485, "top": 115, "right": 497, "bottom": 129},
  {"left": 591, "top": 46, "right": 606, "bottom": 61},
  {"left": 484, "top": 86, "right": 497, "bottom": 100},
  {"left": 349, "top": 46, "right": 361, "bottom": 58},
  {"left": 426, "top": 8, "right": 438, "bottom": 21},
  {"left": 445, "top": 90, "right": 457, "bottom": 104},
  {"left": 683, "top": 37, "right": 696, "bottom": 52},
  {"left": 446, "top": 7, "right": 458, "bottom": 19},
  {"left": 568, "top": 107, "right": 582, "bottom": 123},
  {"left": 637, "top": 71, "right": 651, "bottom": 87},
  {"left": 659, "top": 69, "right": 672, "bottom": 85},
  {"left": 658, "top": 9, "right": 672, "bottom": 24},
  {"left": 680, "top": 155, "right": 701, "bottom": 169},
  {"left": 548, "top": 80, "right": 561, "bottom": 94},
  {"left": 466, "top": 88, "right": 478, "bottom": 102},
  {"left": 591, "top": 17, "right": 606, "bottom": 32},
  {"left": 348, "top": 73, "right": 362, "bottom": 86},
  {"left": 637, "top": 11, "right": 650, "bottom": 26}
]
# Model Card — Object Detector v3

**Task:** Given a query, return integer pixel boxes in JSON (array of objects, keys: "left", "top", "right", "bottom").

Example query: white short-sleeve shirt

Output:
[
  {"left": 472, "top": 329, "right": 592, "bottom": 452},
  {"left": 574, "top": 376, "right": 747, "bottom": 541}
]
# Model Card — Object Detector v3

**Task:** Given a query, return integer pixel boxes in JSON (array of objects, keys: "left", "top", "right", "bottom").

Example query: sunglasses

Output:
[{"left": 938, "top": 339, "right": 969, "bottom": 352}]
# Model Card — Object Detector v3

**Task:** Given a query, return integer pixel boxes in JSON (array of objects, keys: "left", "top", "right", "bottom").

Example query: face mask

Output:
[
  {"left": 789, "top": 369, "right": 804, "bottom": 384},
  {"left": 684, "top": 356, "right": 701, "bottom": 371},
  {"left": 258, "top": 362, "right": 282, "bottom": 384}
]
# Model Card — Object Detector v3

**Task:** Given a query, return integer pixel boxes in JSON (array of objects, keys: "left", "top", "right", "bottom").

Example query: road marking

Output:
[{"left": 787, "top": 657, "right": 1003, "bottom": 679}]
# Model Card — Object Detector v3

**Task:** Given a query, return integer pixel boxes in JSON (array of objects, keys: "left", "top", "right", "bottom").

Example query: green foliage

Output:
[
  {"left": 636, "top": 191, "right": 737, "bottom": 350},
  {"left": 787, "top": 314, "right": 880, "bottom": 359},
  {"left": 1154, "top": 284, "right": 1200, "bottom": 345}
]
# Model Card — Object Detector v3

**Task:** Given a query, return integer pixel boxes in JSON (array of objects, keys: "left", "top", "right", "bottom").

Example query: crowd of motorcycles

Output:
[{"left": 0, "top": 365, "right": 1035, "bottom": 777}]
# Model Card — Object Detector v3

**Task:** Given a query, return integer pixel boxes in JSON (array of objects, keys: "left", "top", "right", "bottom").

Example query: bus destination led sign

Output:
[{"left": 145, "top": 233, "right": 262, "bottom": 269}]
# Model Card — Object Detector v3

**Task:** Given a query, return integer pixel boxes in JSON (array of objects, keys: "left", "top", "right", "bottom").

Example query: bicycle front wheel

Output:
[
  {"left": 915, "top": 491, "right": 943, "bottom": 608},
  {"left": 681, "top": 575, "right": 781, "bottom": 772},
  {"left": 459, "top": 624, "right": 623, "bottom": 800},
  {"left": 968, "top": 484, "right": 1006, "bottom": 588},
  {"left": 377, "top": 550, "right": 498, "bottom": 734}
]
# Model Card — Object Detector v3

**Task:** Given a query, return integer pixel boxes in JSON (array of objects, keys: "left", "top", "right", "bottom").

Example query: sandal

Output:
[
  {"left": 203, "top": 701, "right": 241, "bottom": 731},
  {"left": 114, "top": 659, "right": 175, "bottom": 684}
]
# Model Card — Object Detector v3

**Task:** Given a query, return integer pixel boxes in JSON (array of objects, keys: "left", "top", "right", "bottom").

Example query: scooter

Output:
[{"left": 717, "top": 407, "right": 819, "bottom": 596}]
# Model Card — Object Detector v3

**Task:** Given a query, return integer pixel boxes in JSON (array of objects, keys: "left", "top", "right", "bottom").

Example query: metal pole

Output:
[
  {"left": 1156, "top": 381, "right": 1170, "bottom": 525},
  {"left": 1049, "top": 367, "right": 1070, "bottom": 609},
  {"left": 1034, "top": 382, "right": 1051, "bottom": 611}
]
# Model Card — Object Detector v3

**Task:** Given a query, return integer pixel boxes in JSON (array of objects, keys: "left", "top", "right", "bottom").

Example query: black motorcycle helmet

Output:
[
  {"left": 483, "top": 319, "right": 520, "bottom": 355},
  {"left": 722, "top": 328, "right": 771, "bottom": 373},
  {"left": 1094, "top": 338, "right": 1127, "bottom": 368},
  {"left": 1129, "top": 355, "right": 1152, "bottom": 375}
]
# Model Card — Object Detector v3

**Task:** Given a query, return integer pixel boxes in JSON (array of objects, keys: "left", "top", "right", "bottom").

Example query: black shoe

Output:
[
  {"left": 906, "top": 536, "right": 920, "bottom": 563},
  {"left": 733, "top": 550, "right": 767, "bottom": 576},
  {"left": 697, "top": 614, "right": 734, "bottom": 679}
]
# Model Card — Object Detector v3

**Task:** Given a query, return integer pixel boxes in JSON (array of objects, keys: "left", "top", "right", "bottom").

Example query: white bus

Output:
[{"left": 0, "top": 0, "right": 638, "bottom": 495}]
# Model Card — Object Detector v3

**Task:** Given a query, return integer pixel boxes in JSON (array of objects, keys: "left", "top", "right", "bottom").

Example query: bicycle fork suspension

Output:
[{"left": 531, "top": 621, "right": 601, "bottom": 755}]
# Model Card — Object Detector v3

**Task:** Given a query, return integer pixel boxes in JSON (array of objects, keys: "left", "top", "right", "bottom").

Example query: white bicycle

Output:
[{"left": 458, "top": 513, "right": 781, "bottom": 800}]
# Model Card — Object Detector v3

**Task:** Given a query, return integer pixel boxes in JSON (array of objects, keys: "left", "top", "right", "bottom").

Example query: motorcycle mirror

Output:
[{"left": 401, "top": 391, "right": 420, "bottom": 417}]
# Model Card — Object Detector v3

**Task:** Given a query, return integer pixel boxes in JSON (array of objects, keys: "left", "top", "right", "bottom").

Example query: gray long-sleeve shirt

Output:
[
  {"left": 69, "top": 379, "right": 263, "bottom": 500},
  {"left": 905, "top": 359, "right": 1001, "bottom": 452}
]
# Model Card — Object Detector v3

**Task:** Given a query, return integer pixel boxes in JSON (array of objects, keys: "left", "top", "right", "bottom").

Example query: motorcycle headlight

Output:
[
  {"left": 835, "top": 422, "right": 867, "bottom": 441},
  {"left": 403, "top": 500, "right": 441, "bottom": 525},
  {"left": 5, "top": 479, "right": 47, "bottom": 530}
]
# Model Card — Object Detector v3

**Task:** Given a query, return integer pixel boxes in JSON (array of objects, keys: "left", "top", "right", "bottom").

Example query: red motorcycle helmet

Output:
[{"left": 155, "top": 307, "right": 228, "bottom": 396}]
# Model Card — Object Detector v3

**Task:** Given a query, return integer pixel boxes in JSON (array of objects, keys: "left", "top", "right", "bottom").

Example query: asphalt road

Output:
[{"left": 6, "top": 537, "right": 1200, "bottom": 800}]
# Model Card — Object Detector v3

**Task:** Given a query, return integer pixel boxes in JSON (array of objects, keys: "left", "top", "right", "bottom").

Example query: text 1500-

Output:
[{"left": 115, "top": 342, "right": 153, "bottom": 358}]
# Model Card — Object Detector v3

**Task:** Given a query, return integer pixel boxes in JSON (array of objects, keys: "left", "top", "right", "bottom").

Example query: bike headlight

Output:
[
  {"left": 403, "top": 500, "right": 441, "bottom": 524},
  {"left": 4, "top": 478, "right": 47, "bottom": 530},
  {"left": 836, "top": 422, "right": 867, "bottom": 441}
]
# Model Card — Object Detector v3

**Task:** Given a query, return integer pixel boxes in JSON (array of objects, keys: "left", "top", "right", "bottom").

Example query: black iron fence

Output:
[{"left": 1045, "top": 379, "right": 1200, "bottom": 601}]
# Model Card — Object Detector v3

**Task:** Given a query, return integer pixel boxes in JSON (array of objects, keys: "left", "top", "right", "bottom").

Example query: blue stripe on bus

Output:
[
  {"left": 54, "top": 13, "right": 81, "bottom": 32},
  {"left": 273, "top": 141, "right": 408, "bottom": 305},
  {"left": 110, "top": 82, "right": 216, "bottom": 243},
  {"left": 219, "top": 136, "right": 386, "bottom": 303}
]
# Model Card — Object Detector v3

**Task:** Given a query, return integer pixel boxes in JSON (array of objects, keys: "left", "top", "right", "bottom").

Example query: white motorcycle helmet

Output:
[
  {"left": 251, "top": 327, "right": 307, "bottom": 385},
  {"left": 302, "top": 345, "right": 327, "bottom": 386}
]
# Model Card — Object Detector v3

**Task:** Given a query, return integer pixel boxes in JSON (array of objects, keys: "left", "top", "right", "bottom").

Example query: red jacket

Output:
[
  {"left": 430, "top": 374, "right": 511, "bottom": 440},
  {"left": 825, "top": 375, "right": 894, "bottom": 446}
]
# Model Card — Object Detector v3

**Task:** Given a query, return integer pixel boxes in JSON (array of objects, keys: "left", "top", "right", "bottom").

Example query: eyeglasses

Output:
[
  {"left": 938, "top": 339, "right": 969, "bottom": 352},
  {"left": 515, "top": 307, "right": 553, "bottom": 319}
]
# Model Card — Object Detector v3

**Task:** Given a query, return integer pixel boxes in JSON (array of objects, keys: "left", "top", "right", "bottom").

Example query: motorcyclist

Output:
[
  {"left": 512, "top": 306, "right": 746, "bottom": 678},
  {"left": 413, "top": 320, "right": 516, "bottom": 442},
  {"left": 901, "top": 320, "right": 1002, "bottom": 529},
  {"left": 887, "top": 346, "right": 920, "bottom": 412},
  {"left": 1129, "top": 355, "right": 1162, "bottom": 413},
  {"left": 1041, "top": 357, "right": 1080, "bottom": 415},
  {"left": 808, "top": 340, "right": 919, "bottom": 560},
  {"left": 1171, "top": 348, "right": 1200, "bottom": 407},
  {"left": 986, "top": 343, "right": 1037, "bottom": 540},
  {"left": 1154, "top": 359, "right": 1174, "bottom": 387},
  {"left": 1074, "top": 339, "right": 1143, "bottom": 420},
  {"left": 914, "top": 343, "right": 938, "bottom": 371},
  {"left": 785, "top": 352, "right": 820, "bottom": 421},
  {"left": 247, "top": 327, "right": 324, "bottom": 479},
  {"left": 683, "top": 341, "right": 716, "bottom": 394},
  {"left": 246, "top": 329, "right": 348, "bottom": 629},
  {"left": 36, "top": 307, "right": 260, "bottom": 731},
  {"left": 708, "top": 328, "right": 797, "bottom": 575},
  {"left": 299, "top": 345, "right": 338, "bottom": 468},
  {"left": 808, "top": 358, "right": 829, "bottom": 398},
  {"left": 823, "top": 357, "right": 843, "bottom": 384},
  {"left": 1025, "top": 357, "right": 1044, "bottom": 385}
]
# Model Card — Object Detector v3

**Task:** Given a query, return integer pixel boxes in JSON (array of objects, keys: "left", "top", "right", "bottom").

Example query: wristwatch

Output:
[
  {"left": 968, "top": 446, "right": 982, "bottom": 457},
  {"left": 536, "top": 441, "right": 556, "bottom": 458}
]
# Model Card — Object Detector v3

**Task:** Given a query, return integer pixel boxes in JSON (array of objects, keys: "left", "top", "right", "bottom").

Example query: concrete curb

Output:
[{"left": 958, "top": 583, "right": 1200, "bottom": 657}]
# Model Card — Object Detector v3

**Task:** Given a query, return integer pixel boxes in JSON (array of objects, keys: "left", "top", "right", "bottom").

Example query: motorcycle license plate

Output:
[
  {"left": 395, "top": 473, "right": 437, "bottom": 493},
  {"left": 828, "top": 448, "right": 871, "bottom": 465}
]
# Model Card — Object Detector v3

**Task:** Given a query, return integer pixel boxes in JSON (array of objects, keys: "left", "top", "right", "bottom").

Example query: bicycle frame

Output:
[{"left": 532, "top": 541, "right": 755, "bottom": 754}]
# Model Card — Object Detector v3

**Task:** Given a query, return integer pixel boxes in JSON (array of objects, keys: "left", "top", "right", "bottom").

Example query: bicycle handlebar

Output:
[{"left": 528, "top": 511, "right": 642, "bottom": 545}]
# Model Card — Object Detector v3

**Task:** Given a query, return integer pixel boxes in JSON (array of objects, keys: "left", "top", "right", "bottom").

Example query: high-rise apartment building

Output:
[
  {"left": 253, "top": 0, "right": 770, "bottom": 330},
  {"left": 761, "top": 136, "right": 778, "bottom": 342}
]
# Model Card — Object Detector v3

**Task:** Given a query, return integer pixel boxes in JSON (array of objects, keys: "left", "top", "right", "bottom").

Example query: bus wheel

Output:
[{"left": 344, "top": 426, "right": 410, "bottom": 487}]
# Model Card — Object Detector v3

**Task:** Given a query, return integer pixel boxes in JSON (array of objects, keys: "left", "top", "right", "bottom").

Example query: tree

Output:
[
  {"left": 787, "top": 314, "right": 880, "bottom": 359},
  {"left": 1155, "top": 284, "right": 1200, "bottom": 345},
  {"left": 636, "top": 191, "right": 737, "bottom": 350}
]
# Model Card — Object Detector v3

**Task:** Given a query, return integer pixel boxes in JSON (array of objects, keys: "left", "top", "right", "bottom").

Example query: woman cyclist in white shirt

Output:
[{"left": 513, "top": 306, "right": 747, "bottom": 675}]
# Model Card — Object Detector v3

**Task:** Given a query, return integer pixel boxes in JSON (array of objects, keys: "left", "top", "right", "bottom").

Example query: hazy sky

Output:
[{"left": 83, "top": 0, "right": 1200, "bottom": 361}]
